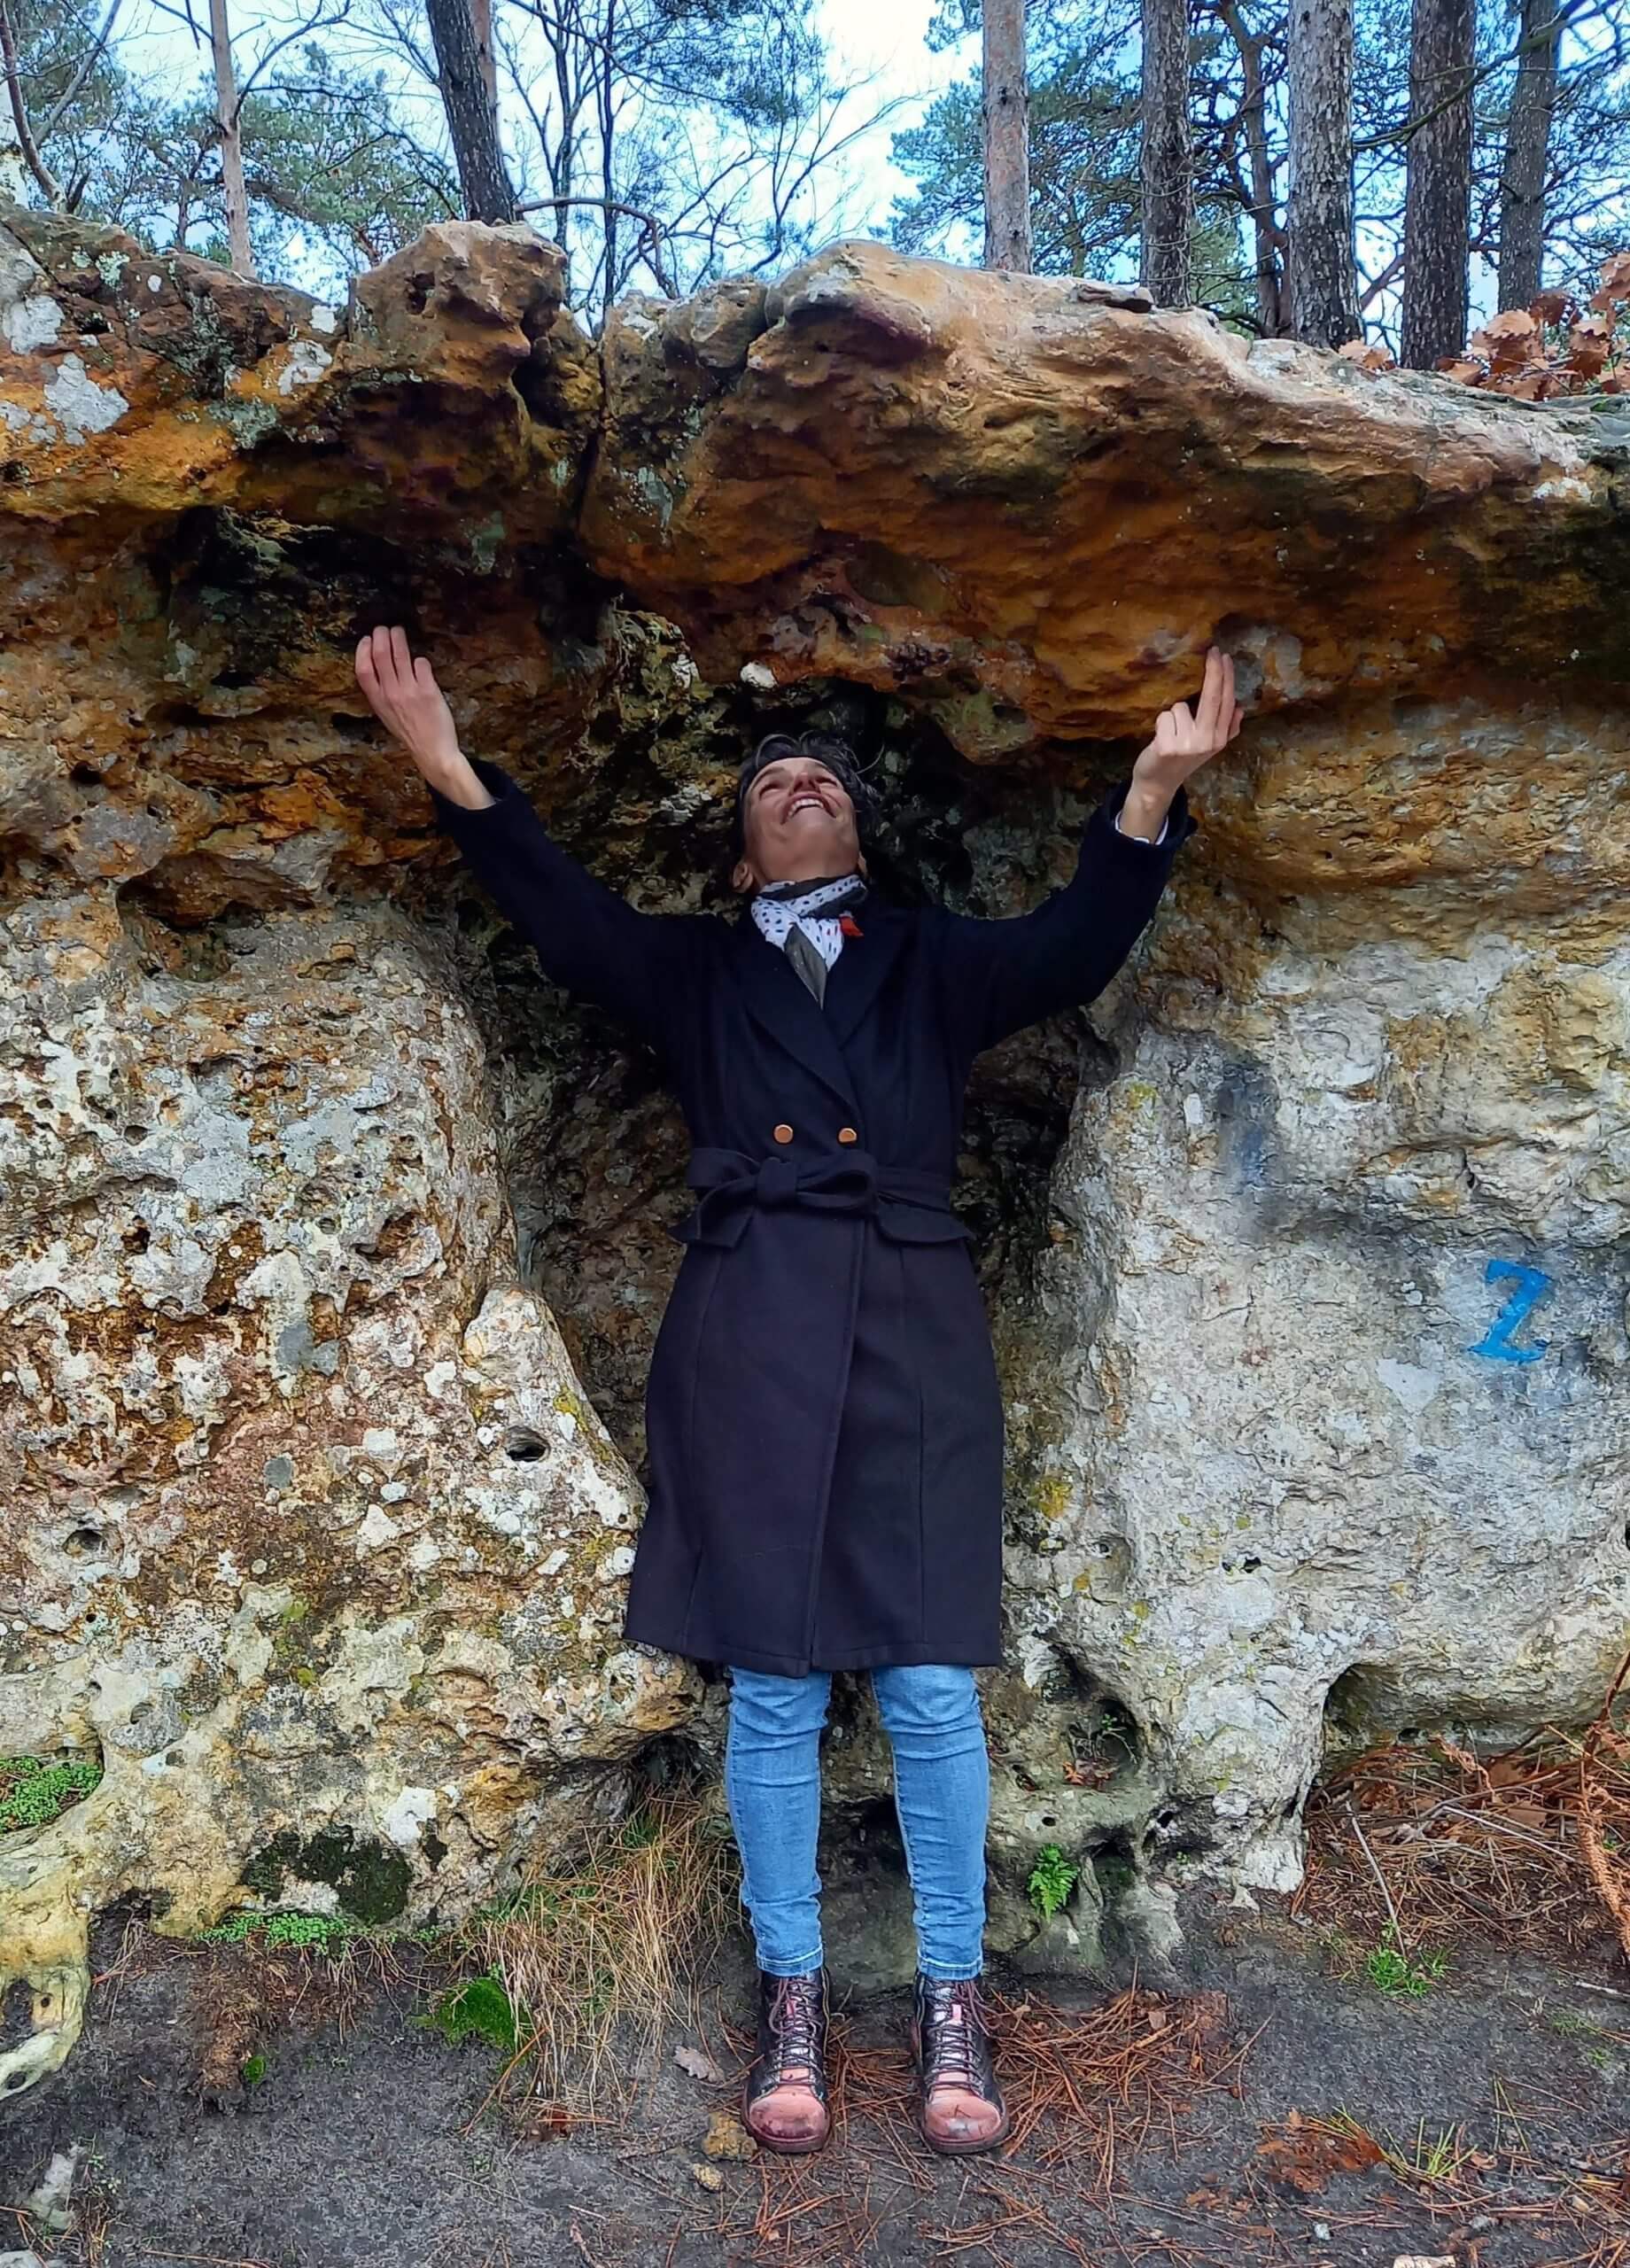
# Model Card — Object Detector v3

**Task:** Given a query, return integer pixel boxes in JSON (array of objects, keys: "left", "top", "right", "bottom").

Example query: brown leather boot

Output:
[
  {"left": 911, "top": 1973, "right": 1011, "bottom": 2155},
  {"left": 741, "top": 1968, "right": 832, "bottom": 2155}
]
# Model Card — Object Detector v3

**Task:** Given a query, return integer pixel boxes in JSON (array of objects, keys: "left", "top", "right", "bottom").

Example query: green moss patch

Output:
[
  {"left": 427, "top": 1972, "right": 521, "bottom": 2054},
  {"left": 240, "top": 1826, "right": 413, "bottom": 1924}
]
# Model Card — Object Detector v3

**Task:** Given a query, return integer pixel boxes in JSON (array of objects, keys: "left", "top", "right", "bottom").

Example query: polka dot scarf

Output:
[{"left": 751, "top": 873, "right": 868, "bottom": 1003}]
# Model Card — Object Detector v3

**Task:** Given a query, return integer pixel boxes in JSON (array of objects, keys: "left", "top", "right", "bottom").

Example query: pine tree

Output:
[
  {"left": 1286, "top": 0, "right": 1360, "bottom": 344},
  {"left": 1400, "top": 0, "right": 1476, "bottom": 365}
]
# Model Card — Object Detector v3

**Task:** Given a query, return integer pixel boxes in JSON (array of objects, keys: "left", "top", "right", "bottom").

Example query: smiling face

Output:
[{"left": 733, "top": 755, "right": 865, "bottom": 891}]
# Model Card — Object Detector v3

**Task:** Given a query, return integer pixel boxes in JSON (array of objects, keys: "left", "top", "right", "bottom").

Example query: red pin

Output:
[{"left": 839, "top": 914, "right": 864, "bottom": 938}]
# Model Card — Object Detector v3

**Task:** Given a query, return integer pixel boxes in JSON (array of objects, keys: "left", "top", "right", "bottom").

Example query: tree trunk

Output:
[
  {"left": 426, "top": 0, "right": 518, "bottom": 225},
  {"left": 1498, "top": 0, "right": 1560, "bottom": 310},
  {"left": 470, "top": 0, "right": 496, "bottom": 114},
  {"left": 1400, "top": 0, "right": 1476, "bottom": 368},
  {"left": 982, "top": 0, "right": 1030, "bottom": 272},
  {"left": 206, "top": 0, "right": 254, "bottom": 278},
  {"left": 1139, "top": 0, "right": 1191, "bottom": 307},
  {"left": 1220, "top": 1, "right": 1285, "bottom": 335},
  {"left": 600, "top": 0, "right": 617, "bottom": 302},
  {"left": 1286, "top": 0, "right": 1360, "bottom": 345}
]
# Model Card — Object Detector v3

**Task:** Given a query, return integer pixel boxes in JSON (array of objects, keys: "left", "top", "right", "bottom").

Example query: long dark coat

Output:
[{"left": 432, "top": 759, "right": 1196, "bottom": 1677}]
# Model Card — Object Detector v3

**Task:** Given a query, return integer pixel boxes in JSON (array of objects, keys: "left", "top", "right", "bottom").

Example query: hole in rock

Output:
[
  {"left": 631, "top": 1730, "right": 710, "bottom": 1801},
  {"left": 1139, "top": 1806, "right": 1214, "bottom": 1863},
  {"left": 1045, "top": 1657, "right": 1143, "bottom": 1781},
  {"left": 0, "top": 1980, "right": 31, "bottom": 2054},
  {"left": 1321, "top": 1663, "right": 1494, "bottom": 1772},
  {"left": 358, "top": 1210, "right": 420, "bottom": 1261},
  {"left": 62, "top": 1525, "right": 104, "bottom": 1557},
  {"left": 504, "top": 1427, "right": 549, "bottom": 1464},
  {"left": 1087, "top": 1825, "right": 1141, "bottom": 1899}
]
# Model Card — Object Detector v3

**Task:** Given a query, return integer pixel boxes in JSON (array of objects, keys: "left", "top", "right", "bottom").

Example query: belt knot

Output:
[{"left": 755, "top": 1154, "right": 800, "bottom": 1208}]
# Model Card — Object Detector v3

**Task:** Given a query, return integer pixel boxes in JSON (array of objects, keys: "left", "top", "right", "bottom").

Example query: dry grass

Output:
[
  {"left": 1295, "top": 1644, "right": 1630, "bottom": 1969},
  {"left": 469, "top": 1792, "right": 738, "bottom": 2116}
]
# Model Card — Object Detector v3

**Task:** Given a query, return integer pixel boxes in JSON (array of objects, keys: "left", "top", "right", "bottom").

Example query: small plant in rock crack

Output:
[
  {"left": 200, "top": 1910, "right": 365, "bottom": 1955},
  {"left": 1027, "top": 1843, "right": 1080, "bottom": 1919},
  {"left": 1363, "top": 1921, "right": 1448, "bottom": 1999},
  {"left": 0, "top": 1753, "right": 103, "bottom": 1831}
]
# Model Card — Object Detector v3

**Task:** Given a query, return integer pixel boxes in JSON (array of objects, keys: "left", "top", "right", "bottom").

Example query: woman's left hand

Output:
[
  {"left": 1133, "top": 645, "right": 1243, "bottom": 794},
  {"left": 1118, "top": 645, "right": 1242, "bottom": 841}
]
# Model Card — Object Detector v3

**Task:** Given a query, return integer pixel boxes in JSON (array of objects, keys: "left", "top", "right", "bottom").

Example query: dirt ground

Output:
[{"left": 4, "top": 1884, "right": 1629, "bottom": 2268}]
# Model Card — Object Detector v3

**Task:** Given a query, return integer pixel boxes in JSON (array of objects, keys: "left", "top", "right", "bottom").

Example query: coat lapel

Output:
[
  {"left": 732, "top": 896, "right": 914, "bottom": 1112},
  {"left": 821, "top": 897, "right": 911, "bottom": 1048},
  {"left": 734, "top": 913, "right": 860, "bottom": 1115}
]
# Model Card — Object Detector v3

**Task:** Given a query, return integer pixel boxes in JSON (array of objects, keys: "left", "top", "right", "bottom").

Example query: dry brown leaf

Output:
[
  {"left": 1440, "top": 358, "right": 1485, "bottom": 384},
  {"left": 1471, "top": 309, "right": 1541, "bottom": 371},
  {"left": 1531, "top": 289, "right": 1572, "bottom": 325},
  {"left": 674, "top": 2043, "right": 726, "bottom": 2085},
  {"left": 1337, "top": 340, "right": 1395, "bottom": 371},
  {"left": 1257, "top": 2110, "right": 1386, "bottom": 2194},
  {"left": 1596, "top": 250, "right": 1630, "bottom": 298},
  {"left": 1568, "top": 313, "right": 1612, "bottom": 376}
]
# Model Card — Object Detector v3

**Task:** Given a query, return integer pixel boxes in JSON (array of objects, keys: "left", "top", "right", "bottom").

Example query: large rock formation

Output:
[{"left": 2, "top": 206, "right": 1626, "bottom": 2094}]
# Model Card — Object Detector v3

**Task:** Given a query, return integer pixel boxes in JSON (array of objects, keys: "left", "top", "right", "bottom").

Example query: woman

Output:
[{"left": 355, "top": 624, "right": 1239, "bottom": 2156}]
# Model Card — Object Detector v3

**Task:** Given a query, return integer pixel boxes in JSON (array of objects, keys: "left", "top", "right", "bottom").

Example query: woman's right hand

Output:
[{"left": 353, "top": 625, "right": 493, "bottom": 809}]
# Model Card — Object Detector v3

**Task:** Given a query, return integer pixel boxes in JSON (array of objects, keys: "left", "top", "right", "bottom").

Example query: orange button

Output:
[
  {"left": 772, "top": 1123, "right": 795, "bottom": 1145},
  {"left": 837, "top": 1126, "right": 858, "bottom": 1145}
]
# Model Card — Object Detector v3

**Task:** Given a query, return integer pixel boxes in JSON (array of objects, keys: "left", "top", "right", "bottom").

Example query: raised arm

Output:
[
  {"left": 355, "top": 625, "right": 691, "bottom": 1049},
  {"left": 936, "top": 646, "right": 1241, "bottom": 1055}
]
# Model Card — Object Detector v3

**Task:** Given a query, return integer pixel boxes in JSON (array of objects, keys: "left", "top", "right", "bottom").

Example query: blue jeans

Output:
[{"left": 724, "top": 1664, "right": 990, "bottom": 1981}]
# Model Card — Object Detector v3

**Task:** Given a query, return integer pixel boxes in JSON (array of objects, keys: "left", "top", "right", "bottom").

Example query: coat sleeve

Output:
[
  {"left": 935, "top": 776, "right": 1199, "bottom": 1056},
  {"left": 426, "top": 757, "right": 696, "bottom": 1050}
]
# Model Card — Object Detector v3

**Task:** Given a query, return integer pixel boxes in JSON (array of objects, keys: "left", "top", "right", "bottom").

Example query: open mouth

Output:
[{"left": 788, "top": 793, "right": 829, "bottom": 818}]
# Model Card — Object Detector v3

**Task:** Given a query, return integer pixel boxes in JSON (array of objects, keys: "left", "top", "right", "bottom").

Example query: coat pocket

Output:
[{"left": 873, "top": 1199, "right": 974, "bottom": 1245}]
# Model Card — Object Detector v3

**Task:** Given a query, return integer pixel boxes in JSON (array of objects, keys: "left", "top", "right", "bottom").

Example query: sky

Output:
[
  {"left": 105, "top": 0, "right": 969, "bottom": 295},
  {"left": 805, "top": 0, "right": 961, "bottom": 219}
]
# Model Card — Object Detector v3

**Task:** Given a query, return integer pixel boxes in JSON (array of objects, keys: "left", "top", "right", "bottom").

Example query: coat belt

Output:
[{"left": 676, "top": 1146, "right": 964, "bottom": 1249}]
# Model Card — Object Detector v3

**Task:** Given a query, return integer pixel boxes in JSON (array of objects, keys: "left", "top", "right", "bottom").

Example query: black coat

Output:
[{"left": 433, "top": 760, "right": 1196, "bottom": 1677}]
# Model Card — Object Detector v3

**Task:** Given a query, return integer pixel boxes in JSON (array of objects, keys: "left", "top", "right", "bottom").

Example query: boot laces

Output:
[
  {"left": 770, "top": 1975, "right": 822, "bottom": 2079},
  {"left": 925, "top": 1981, "right": 985, "bottom": 2088}
]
